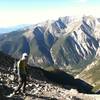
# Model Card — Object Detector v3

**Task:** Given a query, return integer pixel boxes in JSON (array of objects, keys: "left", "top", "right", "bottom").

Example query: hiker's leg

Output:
[
  {"left": 14, "top": 78, "right": 23, "bottom": 93},
  {"left": 22, "top": 76, "right": 27, "bottom": 93},
  {"left": 23, "top": 81, "right": 26, "bottom": 93}
]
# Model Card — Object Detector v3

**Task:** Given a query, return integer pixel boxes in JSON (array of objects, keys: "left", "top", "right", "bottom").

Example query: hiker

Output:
[{"left": 12, "top": 53, "right": 29, "bottom": 95}]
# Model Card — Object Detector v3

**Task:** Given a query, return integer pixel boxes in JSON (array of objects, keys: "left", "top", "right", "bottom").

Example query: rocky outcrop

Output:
[{"left": 0, "top": 52, "right": 100, "bottom": 100}]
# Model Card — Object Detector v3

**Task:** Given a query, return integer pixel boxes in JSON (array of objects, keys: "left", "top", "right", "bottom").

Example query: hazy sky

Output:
[{"left": 0, "top": 0, "right": 100, "bottom": 27}]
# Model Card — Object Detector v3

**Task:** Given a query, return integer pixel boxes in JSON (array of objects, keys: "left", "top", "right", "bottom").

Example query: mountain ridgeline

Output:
[{"left": 0, "top": 16, "right": 100, "bottom": 70}]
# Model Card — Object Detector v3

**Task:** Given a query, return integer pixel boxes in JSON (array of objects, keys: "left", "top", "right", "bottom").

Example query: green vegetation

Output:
[
  {"left": 88, "top": 61, "right": 100, "bottom": 83},
  {"left": 79, "top": 58, "right": 100, "bottom": 92},
  {"left": 92, "top": 85, "right": 100, "bottom": 92},
  {"left": 30, "top": 38, "right": 42, "bottom": 57},
  {"left": 85, "top": 59, "right": 100, "bottom": 84},
  {"left": 51, "top": 36, "right": 65, "bottom": 56}
]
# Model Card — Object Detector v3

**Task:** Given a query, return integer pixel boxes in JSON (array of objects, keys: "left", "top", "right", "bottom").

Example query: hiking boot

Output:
[{"left": 7, "top": 92, "right": 15, "bottom": 98}]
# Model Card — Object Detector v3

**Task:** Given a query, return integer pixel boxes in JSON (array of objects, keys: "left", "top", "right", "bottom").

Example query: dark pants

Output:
[{"left": 15, "top": 74, "right": 27, "bottom": 93}]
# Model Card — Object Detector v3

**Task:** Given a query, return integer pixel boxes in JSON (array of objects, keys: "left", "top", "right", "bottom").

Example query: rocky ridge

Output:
[{"left": 0, "top": 52, "right": 100, "bottom": 100}]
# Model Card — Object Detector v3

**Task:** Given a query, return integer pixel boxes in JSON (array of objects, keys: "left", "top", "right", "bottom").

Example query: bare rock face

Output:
[
  {"left": 0, "top": 80, "right": 97, "bottom": 100},
  {"left": 0, "top": 70, "right": 98, "bottom": 100}
]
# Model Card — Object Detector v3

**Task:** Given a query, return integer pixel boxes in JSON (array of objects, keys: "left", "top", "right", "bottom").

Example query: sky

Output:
[{"left": 0, "top": 0, "right": 100, "bottom": 27}]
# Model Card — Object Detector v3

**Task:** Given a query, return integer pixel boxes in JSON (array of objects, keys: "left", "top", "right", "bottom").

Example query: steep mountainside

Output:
[{"left": 0, "top": 16, "right": 100, "bottom": 72}]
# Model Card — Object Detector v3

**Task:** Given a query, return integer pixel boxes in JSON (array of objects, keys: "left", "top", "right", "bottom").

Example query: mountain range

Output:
[
  {"left": 0, "top": 24, "right": 30, "bottom": 34},
  {"left": 0, "top": 15, "right": 100, "bottom": 74}
]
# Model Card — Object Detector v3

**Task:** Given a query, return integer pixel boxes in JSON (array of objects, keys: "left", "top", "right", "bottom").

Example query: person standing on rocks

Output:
[{"left": 12, "top": 53, "right": 29, "bottom": 96}]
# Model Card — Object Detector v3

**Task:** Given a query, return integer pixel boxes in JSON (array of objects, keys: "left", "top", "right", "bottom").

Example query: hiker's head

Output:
[{"left": 21, "top": 53, "right": 28, "bottom": 61}]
